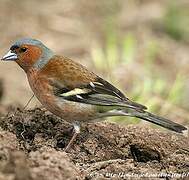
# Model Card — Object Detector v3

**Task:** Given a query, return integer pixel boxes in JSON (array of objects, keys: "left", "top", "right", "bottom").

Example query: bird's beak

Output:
[{"left": 1, "top": 50, "right": 18, "bottom": 61}]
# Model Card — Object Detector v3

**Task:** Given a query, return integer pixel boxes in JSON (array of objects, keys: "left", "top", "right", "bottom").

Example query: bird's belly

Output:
[{"left": 54, "top": 98, "right": 97, "bottom": 122}]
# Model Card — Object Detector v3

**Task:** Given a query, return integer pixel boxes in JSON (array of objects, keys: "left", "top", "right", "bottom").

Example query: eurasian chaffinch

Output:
[{"left": 1, "top": 38, "right": 187, "bottom": 151}]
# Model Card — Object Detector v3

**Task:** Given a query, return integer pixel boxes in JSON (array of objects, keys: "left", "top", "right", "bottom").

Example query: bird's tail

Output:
[
  {"left": 100, "top": 105, "right": 186, "bottom": 133},
  {"left": 131, "top": 111, "right": 187, "bottom": 133}
]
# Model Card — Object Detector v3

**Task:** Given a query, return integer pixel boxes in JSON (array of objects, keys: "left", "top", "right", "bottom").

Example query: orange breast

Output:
[{"left": 27, "top": 68, "right": 57, "bottom": 111}]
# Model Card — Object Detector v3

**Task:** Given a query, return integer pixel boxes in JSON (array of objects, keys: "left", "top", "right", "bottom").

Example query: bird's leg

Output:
[
  {"left": 23, "top": 94, "right": 35, "bottom": 110},
  {"left": 64, "top": 121, "right": 80, "bottom": 152}
]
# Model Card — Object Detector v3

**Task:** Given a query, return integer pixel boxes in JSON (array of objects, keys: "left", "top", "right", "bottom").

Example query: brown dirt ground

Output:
[
  {"left": 0, "top": 1, "right": 189, "bottom": 180},
  {"left": 0, "top": 107, "right": 188, "bottom": 180}
]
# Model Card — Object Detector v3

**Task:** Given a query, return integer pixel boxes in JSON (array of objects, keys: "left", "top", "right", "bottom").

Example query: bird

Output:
[{"left": 1, "top": 38, "right": 187, "bottom": 151}]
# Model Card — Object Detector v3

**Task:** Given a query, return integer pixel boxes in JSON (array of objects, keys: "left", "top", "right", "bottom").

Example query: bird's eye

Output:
[{"left": 20, "top": 47, "right": 27, "bottom": 53}]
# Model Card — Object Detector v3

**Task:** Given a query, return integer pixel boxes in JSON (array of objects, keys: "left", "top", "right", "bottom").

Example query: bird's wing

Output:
[{"left": 43, "top": 56, "right": 147, "bottom": 110}]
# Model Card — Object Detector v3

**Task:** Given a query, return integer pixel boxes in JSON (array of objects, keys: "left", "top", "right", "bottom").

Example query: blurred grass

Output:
[
  {"left": 91, "top": 18, "right": 188, "bottom": 125},
  {"left": 163, "top": 0, "right": 189, "bottom": 42}
]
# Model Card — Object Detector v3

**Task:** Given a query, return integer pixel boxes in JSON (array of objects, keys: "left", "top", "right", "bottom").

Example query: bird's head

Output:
[{"left": 1, "top": 38, "right": 54, "bottom": 72}]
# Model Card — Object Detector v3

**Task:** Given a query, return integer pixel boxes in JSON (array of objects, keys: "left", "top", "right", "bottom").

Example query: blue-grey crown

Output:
[{"left": 14, "top": 38, "right": 44, "bottom": 47}]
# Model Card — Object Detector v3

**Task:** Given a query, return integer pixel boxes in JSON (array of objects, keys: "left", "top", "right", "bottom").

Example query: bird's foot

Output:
[{"left": 64, "top": 122, "right": 80, "bottom": 152}]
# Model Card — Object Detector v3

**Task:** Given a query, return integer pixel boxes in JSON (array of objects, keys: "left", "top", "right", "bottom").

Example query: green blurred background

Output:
[{"left": 0, "top": 0, "right": 188, "bottom": 128}]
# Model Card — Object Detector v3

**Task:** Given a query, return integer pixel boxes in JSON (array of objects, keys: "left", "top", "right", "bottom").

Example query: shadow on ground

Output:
[{"left": 0, "top": 108, "right": 188, "bottom": 180}]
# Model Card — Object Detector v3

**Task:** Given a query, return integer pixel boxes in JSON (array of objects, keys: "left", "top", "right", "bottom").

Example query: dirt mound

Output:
[{"left": 0, "top": 108, "right": 188, "bottom": 180}]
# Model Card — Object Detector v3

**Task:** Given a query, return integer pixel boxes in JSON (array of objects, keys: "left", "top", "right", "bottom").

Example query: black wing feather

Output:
[
  {"left": 54, "top": 77, "right": 147, "bottom": 110},
  {"left": 93, "top": 77, "right": 127, "bottom": 100}
]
